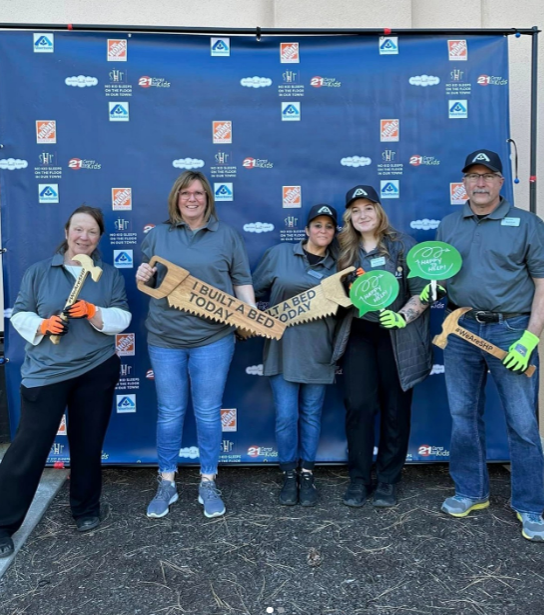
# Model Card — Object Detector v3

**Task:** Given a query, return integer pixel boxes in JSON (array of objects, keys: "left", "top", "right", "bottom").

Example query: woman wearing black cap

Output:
[
  {"left": 333, "top": 186, "right": 432, "bottom": 508},
  {"left": 253, "top": 205, "right": 339, "bottom": 506}
]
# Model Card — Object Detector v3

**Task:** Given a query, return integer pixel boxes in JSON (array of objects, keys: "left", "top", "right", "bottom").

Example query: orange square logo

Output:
[
  {"left": 380, "top": 119, "right": 399, "bottom": 142},
  {"left": 450, "top": 182, "right": 468, "bottom": 205},
  {"left": 116, "top": 333, "right": 135, "bottom": 356},
  {"left": 280, "top": 42, "right": 300, "bottom": 63},
  {"left": 282, "top": 186, "right": 302, "bottom": 208},
  {"left": 108, "top": 39, "right": 127, "bottom": 61},
  {"left": 36, "top": 120, "right": 56, "bottom": 144},
  {"left": 221, "top": 408, "right": 237, "bottom": 432},
  {"left": 448, "top": 40, "right": 467, "bottom": 61},
  {"left": 213, "top": 121, "right": 232, "bottom": 144},
  {"left": 112, "top": 188, "right": 132, "bottom": 211}
]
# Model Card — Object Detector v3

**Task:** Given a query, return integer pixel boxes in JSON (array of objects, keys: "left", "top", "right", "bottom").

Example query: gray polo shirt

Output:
[
  {"left": 355, "top": 233, "right": 427, "bottom": 323},
  {"left": 253, "top": 241, "right": 337, "bottom": 384},
  {"left": 436, "top": 198, "right": 544, "bottom": 312},
  {"left": 141, "top": 218, "right": 252, "bottom": 348},
  {"left": 12, "top": 254, "right": 129, "bottom": 387}
]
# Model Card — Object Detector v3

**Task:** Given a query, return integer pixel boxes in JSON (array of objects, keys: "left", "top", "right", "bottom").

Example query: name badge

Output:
[
  {"left": 501, "top": 217, "right": 520, "bottom": 227},
  {"left": 370, "top": 257, "right": 386, "bottom": 267},
  {"left": 307, "top": 269, "right": 324, "bottom": 280}
]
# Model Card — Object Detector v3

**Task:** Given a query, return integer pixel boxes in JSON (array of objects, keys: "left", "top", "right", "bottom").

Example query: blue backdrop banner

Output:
[{"left": 0, "top": 31, "right": 512, "bottom": 465}]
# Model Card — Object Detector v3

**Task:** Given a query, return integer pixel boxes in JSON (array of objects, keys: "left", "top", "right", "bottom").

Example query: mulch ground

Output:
[{"left": 0, "top": 464, "right": 543, "bottom": 615}]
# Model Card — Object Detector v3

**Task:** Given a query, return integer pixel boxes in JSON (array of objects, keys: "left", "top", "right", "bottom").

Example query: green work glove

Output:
[
  {"left": 419, "top": 283, "right": 447, "bottom": 305},
  {"left": 503, "top": 330, "right": 539, "bottom": 373},
  {"left": 379, "top": 310, "right": 407, "bottom": 329}
]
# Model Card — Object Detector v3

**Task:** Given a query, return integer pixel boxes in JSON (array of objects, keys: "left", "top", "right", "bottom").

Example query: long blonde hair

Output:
[
  {"left": 166, "top": 171, "right": 216, "bottom": 226},
  {"left": 337, "top": 201, "right": 399, "bottom": 270}
]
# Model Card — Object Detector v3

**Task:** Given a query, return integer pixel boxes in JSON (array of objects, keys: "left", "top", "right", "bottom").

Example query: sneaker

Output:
[
  {"left": 198, "top": 479, "right": 226, "bottom": 518},
  {"left": 441, "top": 495, "right": 489, "bottom": 518},
  {"left": 517, "top": 512, "right": 544, "bottom": 542},
  {"left": 373, "top": 482, "right": 397, "bottom": 508},
  {"left": 342, "top": 482, "right": 369, "bottom": 508},
  {"left": 147, "top": 478, "right": 178, "bottom": 518},
  {"left": 279, "top": 470, "right": 298, "bottom": 506},
  {"left": 0, "top": 535, "right": 14, "bottom": 559},
  {"left": 299, "top": 471, "right": 318, "bottom": 507}
]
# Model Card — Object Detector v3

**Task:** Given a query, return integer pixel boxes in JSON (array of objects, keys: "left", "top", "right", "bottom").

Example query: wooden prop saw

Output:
[
  {"left": 433, "top": 306, "right": 536, "bottom": 378},
  {"left": 51, "top": 253, "right": 103, "bottom": 345},
  {"left": 137, "top": 256, "right": 286, "bottom": 340}
]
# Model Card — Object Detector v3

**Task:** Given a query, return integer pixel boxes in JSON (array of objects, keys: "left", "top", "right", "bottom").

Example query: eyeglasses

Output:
[
  {"left": 179, "top": 190, "right": 206, "bottom": 201},
  {"left": 464, "top": 173, "right": 502, "bottom": 182}
]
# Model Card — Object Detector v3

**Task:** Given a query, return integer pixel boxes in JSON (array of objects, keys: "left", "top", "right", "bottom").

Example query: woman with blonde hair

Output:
[
  {"left": 136, "top": 171, "right": 255, "bottom": 520},
  {"left": 333, "top": 185, "right": 432, "bottom": 508}
]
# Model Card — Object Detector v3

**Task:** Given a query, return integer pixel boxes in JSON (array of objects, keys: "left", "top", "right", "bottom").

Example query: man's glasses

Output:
[{"left": 464, "top": 173, "right": 502, "bottom": 182}]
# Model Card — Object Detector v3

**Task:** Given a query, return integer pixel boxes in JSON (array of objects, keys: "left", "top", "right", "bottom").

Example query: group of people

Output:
[{"left": 1, "top": 147, "right": 543, "bottom": 560}]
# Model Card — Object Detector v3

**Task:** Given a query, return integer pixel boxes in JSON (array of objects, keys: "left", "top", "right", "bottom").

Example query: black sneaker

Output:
[
  {"left": 279, "top": 470, "right": 298, "bottom": 506},
  {"left": 0, "top": 535, "right": 14, "bottom": 559},
  {"left": 373, "top": 482, "right": 397, "bottom": 508},
  {"left": 342, "top": 482, "right": 369, "bottom": 507},
  {"left": 299, "top": 471, "right": 318, "bottom": 507}
]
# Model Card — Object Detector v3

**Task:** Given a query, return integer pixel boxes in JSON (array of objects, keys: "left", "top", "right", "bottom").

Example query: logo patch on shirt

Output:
[{"left": 501, "top": 217, "right": 520, "bottom": 227}]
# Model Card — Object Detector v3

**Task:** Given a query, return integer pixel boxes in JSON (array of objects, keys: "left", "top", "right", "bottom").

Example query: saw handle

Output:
[{"left": 137, "top": 255, "right": 191, "bottom": 299}]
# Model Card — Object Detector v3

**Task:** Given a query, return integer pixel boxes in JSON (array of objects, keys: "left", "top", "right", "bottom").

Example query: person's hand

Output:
[
  {"left": 63, "top": 299, "right": 97, "bottom": 320},
  {"left": 136, "top": 263, "right": 157, "bottom": 284},
  {"left": 40, "top": 315, "right": 69, "bottom": 337},
  {"left": 343, "top": 267, "right": 365, "bottom": 293},
  {"left": 419, "top": 283, "right": 447, "bottom": 305},
  {"left": 503, "top": 330, "right": 539, "bottom": 373},
  {"left": 379, "top": 310, "right": 407, "bottom": 329}
]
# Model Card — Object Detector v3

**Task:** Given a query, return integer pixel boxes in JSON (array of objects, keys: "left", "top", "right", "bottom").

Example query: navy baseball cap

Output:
[
  {"left": 462, "top": 149, "right": 503, "bottom": 174},
  {"left": 345, "top": 185, "right": 381, "bottom": 208},
  {"left": 307, "top": 204, "right": 338, "bottom": 226}
]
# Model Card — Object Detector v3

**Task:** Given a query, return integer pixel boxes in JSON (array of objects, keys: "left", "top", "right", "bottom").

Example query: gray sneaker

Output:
[
  {"left": 517, "top": 512, "right": 544, "bottom": 541},
  {"left": 147, "top": 479, "right": 178, "bottom": 518},
  {"left": 198, "top": 479, "right": 226, "bottom": 518}
]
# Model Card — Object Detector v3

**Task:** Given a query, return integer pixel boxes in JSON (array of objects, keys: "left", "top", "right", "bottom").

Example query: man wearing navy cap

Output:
[{"left": 435, "top": 149, "right": 544, "bottom": 541}]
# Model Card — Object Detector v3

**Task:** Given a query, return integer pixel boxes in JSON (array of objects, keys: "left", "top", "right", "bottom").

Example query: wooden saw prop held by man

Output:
[{"left": 137, "top": 256, "right": 286, "bottom": 339}]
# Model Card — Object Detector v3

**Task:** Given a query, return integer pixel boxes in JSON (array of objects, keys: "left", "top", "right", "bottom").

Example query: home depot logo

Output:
[
  {"left": 115, "top": 333, "right": 135, "bottom": 356},
  {"left": 108, "top": 39, "right": 127, "bottom": 61},
  {"left": 36, "top": 120, "right": 56, "bottom": 144},
  {"left": 282, "top": 185, "right": 302, "bottom": 208},
  {"left": 380, "top": 119, "right": 399, "bottom": 142},
  {"left": 448, "top": 40, "right": 467, "bottom": 61},
  {"left": 112, "top": 188, "right": 132, "bottom": 210},
  {"left": 450, "top": 182, "right": 468, "bottom": 205},
  {"left": 280, "top": 42, "right": 299, "bottom": 63},
  {"left": 213, "top": 121, "right": 232, "bottom": 144},
  {"left": 221, "top": 408, "right": 237, "bottom": 432}
]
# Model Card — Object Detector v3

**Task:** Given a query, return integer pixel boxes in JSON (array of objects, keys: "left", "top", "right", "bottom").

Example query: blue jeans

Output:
[
  {"left": 269, "top": 374, "right": 326, "bottom": 471},
  {"left": 148, "top": 335, "right": 235, "bottom": 475},
  {"left": 443, "top": 314, "right": 544, "bottom": 514}
]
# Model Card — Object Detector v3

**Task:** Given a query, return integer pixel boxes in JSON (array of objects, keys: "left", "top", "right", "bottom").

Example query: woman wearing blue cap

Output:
[
  {"left": 253, "top": 205, "right": 339, "bottom": 506},
  {"left": 333, "top": 185, "right": 432, "bottom": 508}
]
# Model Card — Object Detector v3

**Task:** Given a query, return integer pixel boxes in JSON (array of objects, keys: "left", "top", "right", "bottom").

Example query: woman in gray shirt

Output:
[
  {"left": 136, "top": 171, "right": 255, "bottom": 520},
  {"left": 253, "top": 205, "right": 339, "bottom": 507}
]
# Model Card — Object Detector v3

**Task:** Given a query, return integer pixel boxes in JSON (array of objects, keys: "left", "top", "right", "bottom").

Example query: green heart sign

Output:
[
  {"left": 407, "top": 241, "right": 462, "bottom": 281},
  {"left": 350, "top": 270, "right": 400, "bottom": 317}
]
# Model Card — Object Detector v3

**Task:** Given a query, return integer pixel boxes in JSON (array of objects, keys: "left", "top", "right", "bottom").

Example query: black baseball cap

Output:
[
  {"left": 307, "top": 204, "right": 338, "bottom": 226},
  {"left": 462, "top": 149, "right": 503, "bottom": 174},
  {"left": 345, "top": 185, "right": 381, "bottom": 208}
]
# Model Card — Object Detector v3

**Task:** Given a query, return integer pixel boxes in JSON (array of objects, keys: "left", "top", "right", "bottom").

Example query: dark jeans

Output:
[
  {"left": 0, "top": 354, "right": 120, "bottom": 538},
  {"left": 342, "top": 318, "right": 413, "bottom": 486}
]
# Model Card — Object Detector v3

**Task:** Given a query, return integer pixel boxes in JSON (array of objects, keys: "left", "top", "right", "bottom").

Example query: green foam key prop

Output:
[
  {"left": 349, "top": 270, "right": 400, "bottom": 318},
  {"left": 407, "top": 241, "right": 462, "bottom": 302}
]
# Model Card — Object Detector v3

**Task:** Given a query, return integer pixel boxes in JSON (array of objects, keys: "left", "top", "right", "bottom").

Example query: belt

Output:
[{"left": 447, "top": 303, "right": 529, "bottom": 324}]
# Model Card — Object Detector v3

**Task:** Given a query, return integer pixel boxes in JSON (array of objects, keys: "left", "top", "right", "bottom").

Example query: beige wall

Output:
[{"left": 1, "top": 0, "right": 543, "bottom": 421}]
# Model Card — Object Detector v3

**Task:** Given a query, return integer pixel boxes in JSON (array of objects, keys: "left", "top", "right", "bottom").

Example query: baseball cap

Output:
[
  {"left": 345, "top": 185, "right": 381, "bottom": 208},
  {"left": 306, "top": 204, "right": 338, "bottom": 226},
  {"left": 462, "top": 149, "right": 503, "bottom": 174}
]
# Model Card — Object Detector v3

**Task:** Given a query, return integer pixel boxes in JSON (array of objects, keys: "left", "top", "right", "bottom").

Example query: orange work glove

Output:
[
  {"left": 40, "top": 315, "right": 69, "bottom": 336},
  {"left": 63, "top": 299, "right": 97, "bottom": 320}
]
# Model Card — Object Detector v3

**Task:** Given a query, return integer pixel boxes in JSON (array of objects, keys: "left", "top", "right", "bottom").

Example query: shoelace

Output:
[
  {"left": 155, "top": 482, "right": 175, "bottom": 501},
  {"left": 524, "top": 513, "right": 544, "bottom": 524},
  {"left": 200, "top": 481, "right": 222, "bottom": 500}
]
